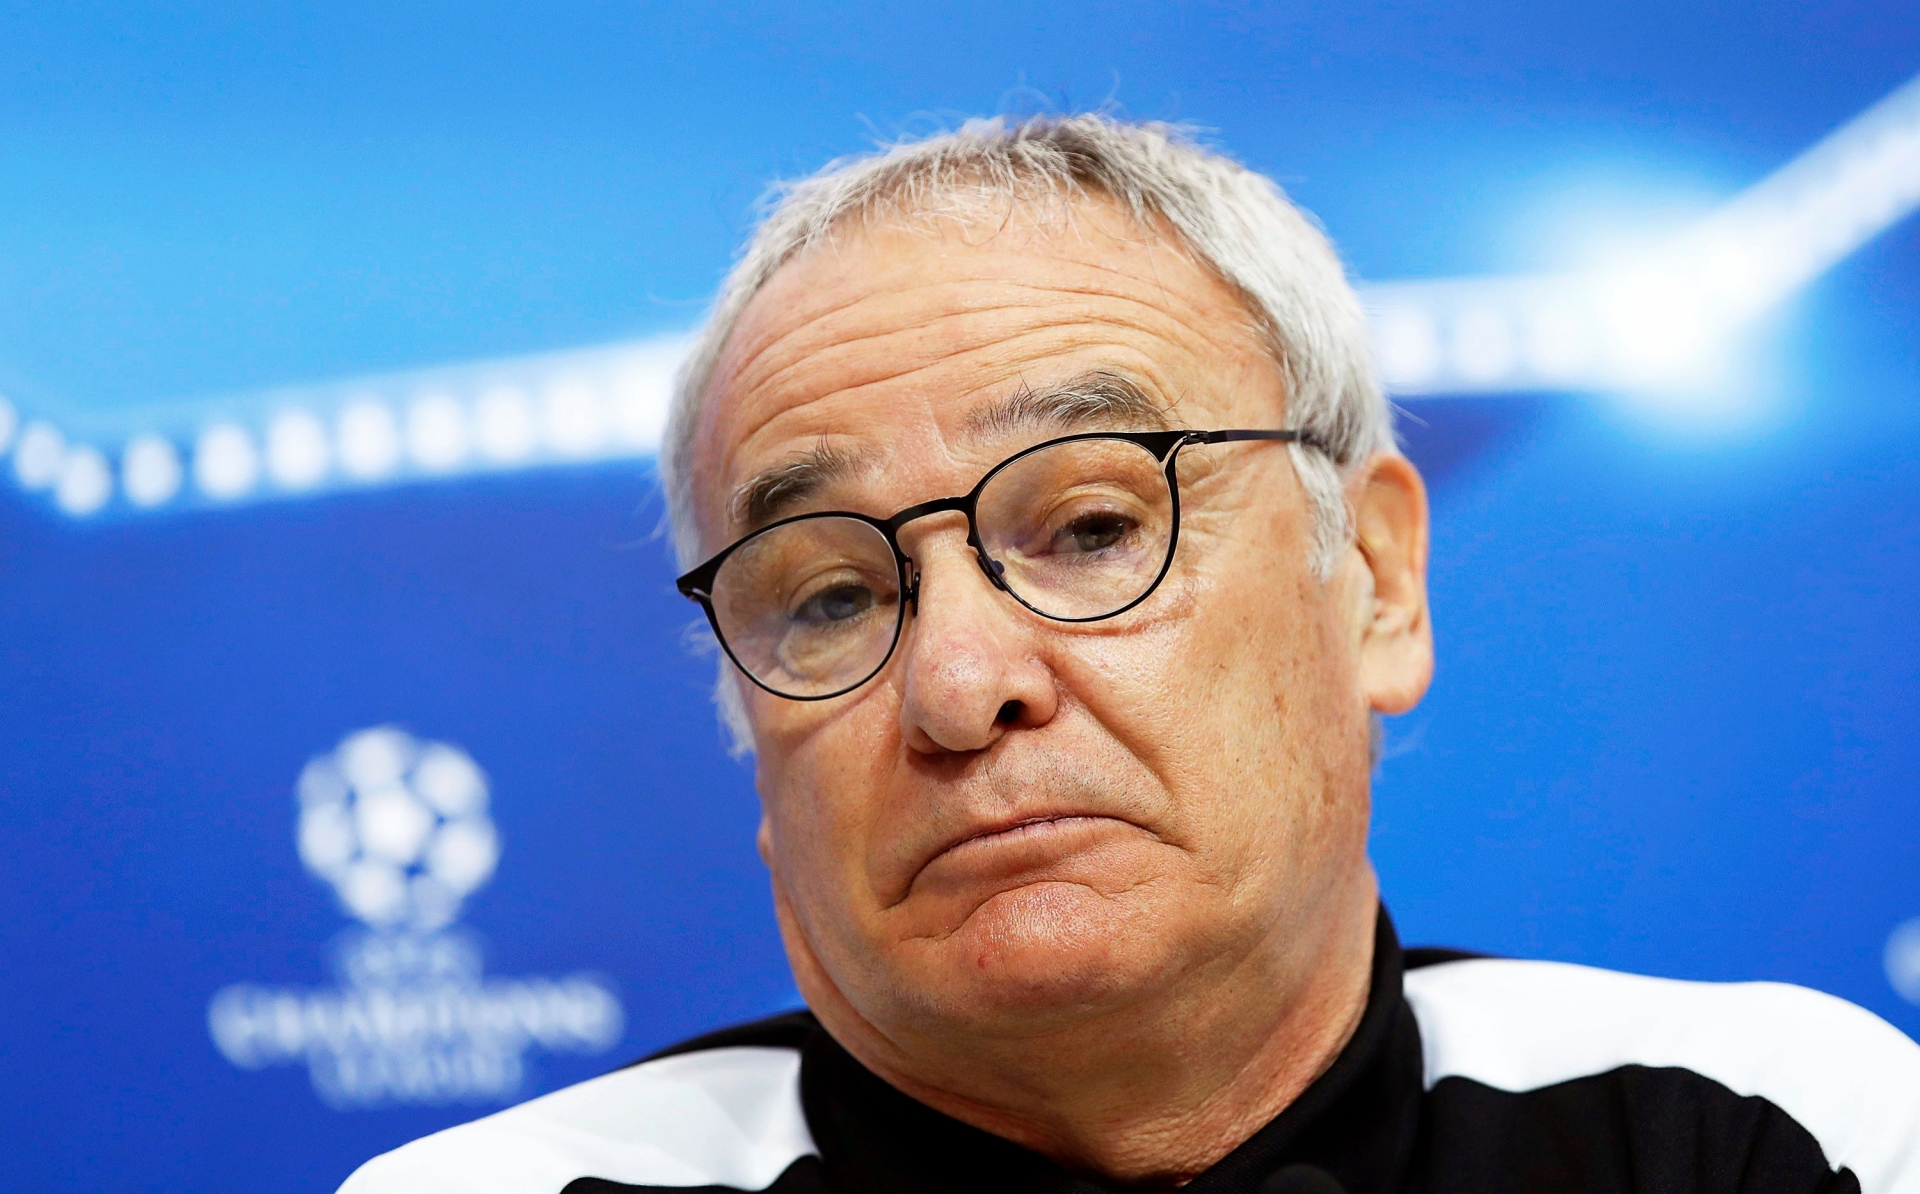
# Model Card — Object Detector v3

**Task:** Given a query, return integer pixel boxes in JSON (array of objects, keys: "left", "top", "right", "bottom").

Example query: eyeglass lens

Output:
[{"left": 706, "top": 436, "right": 1177, "bottom": 700}]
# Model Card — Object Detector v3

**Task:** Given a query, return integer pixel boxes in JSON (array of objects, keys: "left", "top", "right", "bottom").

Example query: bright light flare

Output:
[
  {"left": 1587, "top": 262, "right": 1734, "bottom": 386},
  {"left": 1364, "top": 66, "right": 1920, "bottom": 430}
]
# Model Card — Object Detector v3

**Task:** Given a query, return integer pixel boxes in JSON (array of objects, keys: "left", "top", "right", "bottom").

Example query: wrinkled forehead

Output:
[{"left": 684, "top": 193, "right": 1278, "bottom": 549}]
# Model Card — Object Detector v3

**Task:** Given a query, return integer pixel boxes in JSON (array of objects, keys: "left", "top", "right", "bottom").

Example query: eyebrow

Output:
[
  {"left": 962, "top": 370, "right": 1173, "bottom": 440},
  {"left": 726, "top": 371, "right": 1173, "bottom": 534},
  {"left": 729, "top": 440, "right": 876, "bottom": 532}
]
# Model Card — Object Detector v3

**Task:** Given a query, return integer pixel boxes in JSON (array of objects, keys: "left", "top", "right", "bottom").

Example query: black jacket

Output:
[{"left": 341, "top": 912, "right": 1920, "bottom": 1193}]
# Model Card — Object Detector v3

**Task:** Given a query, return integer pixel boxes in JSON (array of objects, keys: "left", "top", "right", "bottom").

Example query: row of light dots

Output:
[
  {"left": 1367, "top": 297, "right": 1611, "bottom": 393},
  {"left": 0, "top": 296, "right": 1688, "bottom": 520},
  {"left": 1, "top": 374, "right": 667, "bottom": 518}
]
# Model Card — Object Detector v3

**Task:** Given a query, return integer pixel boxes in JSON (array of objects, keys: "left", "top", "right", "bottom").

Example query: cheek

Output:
[
  {"left": 1054, "top": 539, "right": 1357, "bottom": 846},
  {"left": 754, "top": 694, "right": 901, "bottom": 914},
  {"left": 1061, "top": 558, "right": 1312, "bottom": 746}
]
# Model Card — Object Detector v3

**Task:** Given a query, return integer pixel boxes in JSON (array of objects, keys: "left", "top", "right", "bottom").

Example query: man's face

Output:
[{"left": 688, "top": 196, "right": 1430, "bottom": 1050}]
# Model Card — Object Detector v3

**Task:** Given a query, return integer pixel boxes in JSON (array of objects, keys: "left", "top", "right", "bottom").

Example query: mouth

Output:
[
  {"left": 902, "top": 811, "right": 1145, "bottom": 903},
  {"left": 937, "top": 814, "right": 1109, "bottom": 860}
]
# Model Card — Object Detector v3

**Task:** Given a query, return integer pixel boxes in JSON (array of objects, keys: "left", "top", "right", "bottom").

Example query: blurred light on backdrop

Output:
[
  {"left": 406, "top": 394, "right": 469, "bottom": 473},
  {"left": 1890, "top": 921, "right": 1920, "bottom": 1005},
  {"left": 122, "top": 435, "right": 183, "bottom": 507},
  {"left": 1372, "top": 68, "right": 1920, "bottom": 423},
  {"left": 54, "top": 446, "right": 111, "bottom": 517},
  {"left": 8, "top": 69, "right": 1914, "bottom": 519},
  {"left": 543, "top": 377, "right": 607, "bottom": 457},
  {"left": 1, "top": 65, "right": 1912, "bottom": 518},
  {"left": 268, "top": 409, "right": 332, "bottom": 491},
  {"left": 13, "top": 421, "right": 64, "bottom": 490},
  {"left": 196, "top": 424, "right": 261, "bottom": 501},
  {"left": 339, "top": 400, "right": 402, "bottom": 482},
  {"left": 0, "top": 335, "right": 692, "bottom": 517},
  {"left": 475, "top": 386, "right": 538, "bottom": 463}
]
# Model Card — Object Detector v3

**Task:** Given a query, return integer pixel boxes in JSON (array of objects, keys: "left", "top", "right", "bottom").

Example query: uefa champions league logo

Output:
[
  {"left": 295, "top": 727, "right": 500, "bottom": 933},
  {"left": 208, "top": 727, "right": 624, "bottom": 1110}
]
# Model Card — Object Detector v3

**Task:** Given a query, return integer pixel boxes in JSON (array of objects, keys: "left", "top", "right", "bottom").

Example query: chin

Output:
[{"left": 901, "top": 880, "right": 1185, "bottom": 1033}]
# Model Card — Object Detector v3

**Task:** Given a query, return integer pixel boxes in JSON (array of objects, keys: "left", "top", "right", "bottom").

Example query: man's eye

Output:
[
  {"left": 793, "top": 582, "right": 877, "bottom": 625},
  {"left": 1051, "top": 512, "right": 1135, "bottom": 554}
]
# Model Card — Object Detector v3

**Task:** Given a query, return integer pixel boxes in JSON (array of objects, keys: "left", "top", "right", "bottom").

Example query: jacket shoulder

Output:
[
  {"left": 337, "top": 1020, "right": 816, "bottom": 1194},
  {"left": 1404, "top": 957, "right": 1920, "bottom": 1192}
]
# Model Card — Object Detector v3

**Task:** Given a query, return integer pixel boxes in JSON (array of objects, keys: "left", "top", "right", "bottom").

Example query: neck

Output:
[{"left": 806, "top": 872, "right": 1380, "bottom": 1187}]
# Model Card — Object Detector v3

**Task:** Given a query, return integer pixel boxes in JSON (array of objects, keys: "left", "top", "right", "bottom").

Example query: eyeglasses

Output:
[{"left": 677, "top": 427, "right": 1329, "bottom": 701}]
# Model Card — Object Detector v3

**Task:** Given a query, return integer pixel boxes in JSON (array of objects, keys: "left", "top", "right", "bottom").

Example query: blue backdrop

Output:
[{"left": 2, "top": 4, "right": 1917, "bottom": 1190}]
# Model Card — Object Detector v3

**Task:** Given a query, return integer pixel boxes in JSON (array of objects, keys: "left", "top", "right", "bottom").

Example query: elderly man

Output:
[{"left": 344, "top": 117, "right": 1920, "bottom": 1194}]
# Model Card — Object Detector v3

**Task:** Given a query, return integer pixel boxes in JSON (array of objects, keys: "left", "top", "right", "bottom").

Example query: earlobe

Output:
[{"left": 1350, "top": 453, "right": 1434, "bottom": 716}]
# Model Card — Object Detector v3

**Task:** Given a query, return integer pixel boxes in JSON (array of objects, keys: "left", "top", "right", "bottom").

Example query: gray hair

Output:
[{"left": 659, "top": 114, "right": 1395, "bottom": 752}]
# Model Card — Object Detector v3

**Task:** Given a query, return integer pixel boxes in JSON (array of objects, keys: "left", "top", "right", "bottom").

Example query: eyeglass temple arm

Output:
[{"left": 1192, "top": 428, "right": 1335, "bottom": 455}]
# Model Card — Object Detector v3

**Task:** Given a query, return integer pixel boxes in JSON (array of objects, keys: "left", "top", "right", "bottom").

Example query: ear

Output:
[{"left": 1347, "top": 453, "right": 1433, "bottom": 716}]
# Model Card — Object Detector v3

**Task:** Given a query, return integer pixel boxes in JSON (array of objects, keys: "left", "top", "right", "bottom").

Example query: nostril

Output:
[{"left": 996, "top": 700, "right": 1024, "bottom": 726}]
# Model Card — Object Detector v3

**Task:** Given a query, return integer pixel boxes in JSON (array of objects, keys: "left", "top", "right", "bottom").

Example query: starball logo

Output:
[{"left": 208, "top": 727, "right": 625, "bottom": 1109}]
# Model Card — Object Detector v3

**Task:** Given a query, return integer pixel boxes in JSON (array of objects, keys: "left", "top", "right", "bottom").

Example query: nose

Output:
[{"left": 895, "top": 533, "right": 1059, "bottom": 756}]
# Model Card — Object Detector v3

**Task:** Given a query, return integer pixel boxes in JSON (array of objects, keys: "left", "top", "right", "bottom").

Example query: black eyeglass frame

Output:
[{"left": 676, "top": 427, "right": 1331, "bottom": 701}]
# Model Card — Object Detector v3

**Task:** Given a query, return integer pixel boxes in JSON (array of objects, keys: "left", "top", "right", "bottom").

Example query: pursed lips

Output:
[{"left": 899, "top": 810, "right": 1147, "bottom": 902}]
